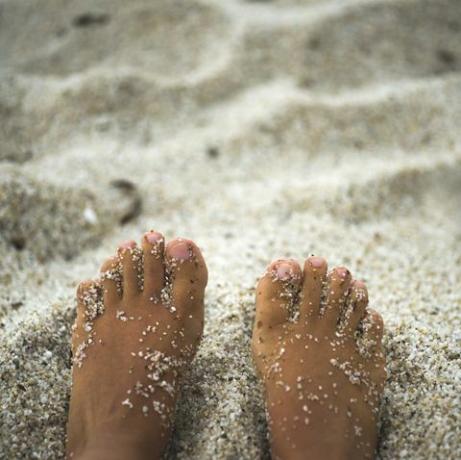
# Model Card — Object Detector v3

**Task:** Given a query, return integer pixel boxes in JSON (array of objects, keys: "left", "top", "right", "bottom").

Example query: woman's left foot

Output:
[
  {"left": 252, "top": 256, "right": 386, "bottom": 460},
  {"left": 66, "top": 231, "right": 208, "bottom": 460}
]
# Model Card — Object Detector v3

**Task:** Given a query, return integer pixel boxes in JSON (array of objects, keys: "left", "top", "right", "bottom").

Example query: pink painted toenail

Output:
[
  {"left": 309, "top": 256, "right": 325, "bottom": 268},
  {"left": 169, "top": 240, "right": 192, "bottom": 260},
  {"left": 275, "top": 262, "right": 295, "bottom": 281},
  {"left": 119, "top": 240, "right": 136, "bottom": 249},
  {"left": 145, "top": 231, "right": 163, "bottom": 244}
]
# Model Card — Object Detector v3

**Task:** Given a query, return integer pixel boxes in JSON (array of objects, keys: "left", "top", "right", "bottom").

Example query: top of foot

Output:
[
  {"left": 67, "top": 232, "right": 207, "bottom": 460},
  {"left": 253, "top": 256, "right": 386, "bottom": 460}
]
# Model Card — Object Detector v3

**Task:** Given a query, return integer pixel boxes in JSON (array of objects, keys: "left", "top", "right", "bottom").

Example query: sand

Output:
[{"left": 0, "top": 0, "right": 460, "bottom": 458}]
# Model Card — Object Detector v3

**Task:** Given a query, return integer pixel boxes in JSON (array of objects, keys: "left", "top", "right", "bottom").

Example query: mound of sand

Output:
[{"left": 0, "top": 0, "right": 460, "bottom": 458}]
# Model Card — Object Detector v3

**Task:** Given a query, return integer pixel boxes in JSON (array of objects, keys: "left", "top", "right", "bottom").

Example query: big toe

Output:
[{"left": 254, "top": 259, "right": 302, "bottom": 335}]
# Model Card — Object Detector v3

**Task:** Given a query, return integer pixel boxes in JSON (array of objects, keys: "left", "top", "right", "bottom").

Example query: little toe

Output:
[
  {"left": 299, "top": 256, "right": 328, "bottom": 322},
  {"left": 100, "top": 256, "right": 121, "bottom": 307},
  {"left": 343, "top": 280, "right": 368, "bottom": 334},
  {"left": 142, "top": 231, "right": 166, "bottom": 303},
  {"left": 322, "top": 266, "right": 352, "bottom": 330},
  {"left": 118, "top": 240, "right": 142, "bottom": 300},
  {"left": 255, "top": 259, "right": 302, "bottom": 333},
  {"left": 165, "top": 238, "right": 208, "bottom": 318},
  {"left": 362, "top": 308, "right": 384, "bottom": 354},
  {"left": 74, "top": 279, "right": 101, "bottom": 344},
  {"left": 76, "top": 279, "right": 96, "bottom": 320}
]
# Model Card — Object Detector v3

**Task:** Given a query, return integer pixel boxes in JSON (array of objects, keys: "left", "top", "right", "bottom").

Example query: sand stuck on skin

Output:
[{"left": 0, "top": 0, "right": 460, "bottom": 458}]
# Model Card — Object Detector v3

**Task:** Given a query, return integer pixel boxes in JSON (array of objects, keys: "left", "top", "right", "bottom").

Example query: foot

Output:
[
  {"left": 252, "top": 257, "right": 386, "bottom": 460},
  {"left": 66, "top": 232, "right": 208, "bottom": 460}
]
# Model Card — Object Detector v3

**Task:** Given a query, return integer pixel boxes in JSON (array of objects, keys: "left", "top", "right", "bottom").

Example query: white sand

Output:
[{"left": 0, "top": 0, "right": 460, "bottom": 458}]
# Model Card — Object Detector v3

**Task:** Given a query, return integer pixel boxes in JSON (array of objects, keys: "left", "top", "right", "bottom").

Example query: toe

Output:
[
  {"left": 165, "top": 238, "right": 208, "bottom": 319},
  {"left": 362, "top": 308, "right": 384, "bottom": 354},
  {"left": 76, "top": 279, "right": 101, "bottom": 315},
  {"left": 76, "top": 279, "right": 96, "bottom": 300},
  {"left": 343, "top": 280, "right": 368, "bottom": 334},
  {"left": 254, "top": 259, "right": 302, "bottom": 333},
  {"left": 118, "top": 240, "right": 142, "bottom": 299},
  {"left": 299, "top": 256, "right": 327, "bottom": 322},
  {"left": 322, "top": 266, "right": 352, "bottom": 330},
  {"left": 74, "top": 279, "right": 101, "bottom": 344},
  {"left": 142, "top": 231, "right": 166, "bottom": 303},
  {"left": 100, "top": 256, "right": 121, "bottom": 306},
  {"left": 76, "top": 279, "right": 95, "bottom": 321}
]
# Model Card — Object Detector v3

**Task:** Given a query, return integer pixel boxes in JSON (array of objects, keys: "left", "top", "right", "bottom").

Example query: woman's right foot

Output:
[
  {"left": 66, "top": 231, "right": 208, "bottom": 460},
  {"left": 252, "top": 256, "right": 386, "bottom": 460}
]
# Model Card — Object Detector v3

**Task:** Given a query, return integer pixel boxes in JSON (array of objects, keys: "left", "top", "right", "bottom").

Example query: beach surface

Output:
[{"left": 0, "top": 0, "right": 460, "bottom": 458}]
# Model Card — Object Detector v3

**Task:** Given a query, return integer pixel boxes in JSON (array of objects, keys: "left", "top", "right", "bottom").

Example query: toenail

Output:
[
  {"left": 169, "top": 240, "right": 192, "bottom": 260},
  {"left": 100, "top": 256, "right": 117, "bottom": 272},
  {"left": 309, "top": 256, "right": 325, "bottom": 268},
  {"left": 274, "top": 262, "right": 296, "bottom": 281},
  {"left": 353, "top": 280, "right": 366, "bottom": 289},
  {"left": 145, "top": 231, "right": 163, "bottom": 244},
  {"left": 119, "top": 240, "right": 136, "bottom": 249},
  {"left": 336, "top": 267, "right": 350, "bottom": 279}
]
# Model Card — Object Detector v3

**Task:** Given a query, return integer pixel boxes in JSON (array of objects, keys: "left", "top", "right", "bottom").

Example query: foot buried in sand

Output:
[
  {"left": 66, "top": 232, "right": 208, "bottom": 460},
  {"left": 252, "top": 256, "right": 386, "bottom": 460}
]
